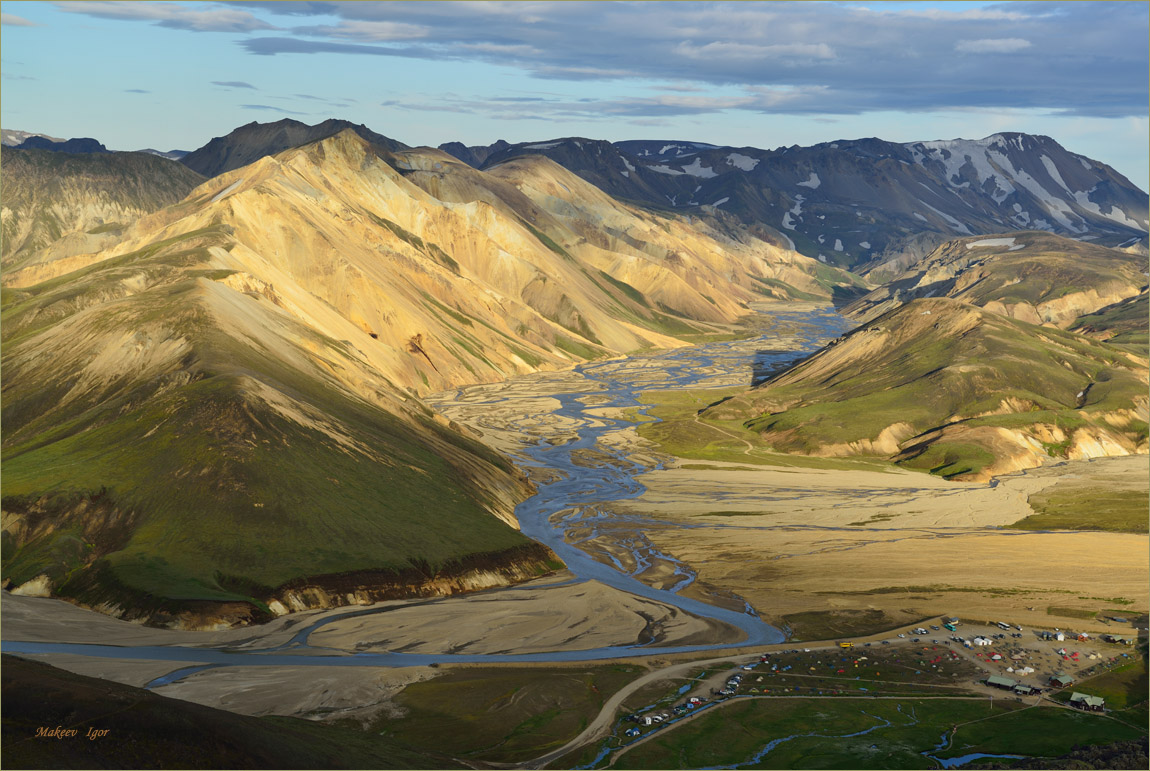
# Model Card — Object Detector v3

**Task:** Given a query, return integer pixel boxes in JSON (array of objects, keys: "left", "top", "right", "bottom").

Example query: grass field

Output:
[
  {"left": 366, "top": 665, "right": 645, "bottom": 764},
  {"left": 610, "top": 697, "right": 1147, "bottom": 769},
  {"left": 782, "top": 609, "right": 910, "bottom": 642},
  {"left": 1011, "top": 486, "right": 1149, "bottom": 534},
  {"left": 1052, "top": 659, "right": 1148, "bottom": 711},
  {"left": 635, "top": 388, "right": 898, "bottom": 472}
]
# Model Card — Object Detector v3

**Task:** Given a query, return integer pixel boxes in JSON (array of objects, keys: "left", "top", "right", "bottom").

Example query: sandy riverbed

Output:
[{"left": 604, "top": 454, "right": 1149, "bottom": 634}]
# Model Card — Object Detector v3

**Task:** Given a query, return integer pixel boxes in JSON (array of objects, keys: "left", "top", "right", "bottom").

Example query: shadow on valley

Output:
[{"left": 751, "top": 350, "right": 809, "bottom": 387}]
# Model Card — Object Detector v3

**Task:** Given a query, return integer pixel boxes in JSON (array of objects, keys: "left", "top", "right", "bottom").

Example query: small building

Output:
[
  {"left": 1054, "top": 632, "right": 1065, "bottom": 642},
  {"left": 1050, "top": 673, "right": 1075, "bottom": 688},
  {"left": 986, "top": 675, "right": 1017, "bottom": 690},
  {"left": 1104, "top": 635, "right": 1134, "bottom": 645},
  {"left": 1014, "top": 685, "right": 1035, "bottom": 696},
  {"left": 1069, "top": 692, "right": 1105, "bottom": 712}
]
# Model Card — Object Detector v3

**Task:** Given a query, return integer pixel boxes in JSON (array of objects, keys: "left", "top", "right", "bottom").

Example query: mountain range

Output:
[
  {"left": 1, "top": 118, "right": 1146, "bottom": 626},
  {"left": 10, "top": 119, "right": 1146, "bottom": 272},
  {"left": 443, "top": 133, "right": 1149, "bottom": 269},
  {"left": 1, "top": 128, "right": 853, "bottom": 626}
]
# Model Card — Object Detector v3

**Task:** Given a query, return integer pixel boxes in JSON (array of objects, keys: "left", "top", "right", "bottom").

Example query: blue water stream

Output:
[{"left": 3, "top": 308, "right": 851, "bottom": 680}]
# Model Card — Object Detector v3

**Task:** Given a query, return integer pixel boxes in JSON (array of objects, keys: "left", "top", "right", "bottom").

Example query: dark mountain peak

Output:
[
  {"left": 180, "top": 118, "right": 407, "bottom": 178},
  {"left": 438, "top": 138, "right": 511, "bottom": 167},
  {"left": 15, "top": 136, "right": 110, "bottom": 154}
]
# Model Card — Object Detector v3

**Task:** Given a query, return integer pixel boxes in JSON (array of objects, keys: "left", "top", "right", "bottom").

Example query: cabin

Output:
[
  {"left": 1069, "top": 692, "right": 1105, "bottom": 712},
  {"left": 1103, "top": 634, "right": 1134, "bottom": 645},
  {"left": 1049, "top": 673, "right": 1075, "bottom": 688},
  {"left": 986, "top": 675, "right": 1016, "bottom": 690},
  {"left": 1013, "top": 684, "right": 1035, "bottom": 696}
]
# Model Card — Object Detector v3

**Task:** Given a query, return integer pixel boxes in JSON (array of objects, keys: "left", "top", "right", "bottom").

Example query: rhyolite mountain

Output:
[
  {"left": 179, "top": 118, "right": 408, "bottom": 177},
  {"left": 1, "top": 148, "right": 206, "bottom": 269},
  {"left": 443, "top": 133, "right": 1149, "bottom": 270},
  {"left": 844, "top": 231, "right": 1150, "bottom": 327},
  {"left": 703, "top": 297, "right": 1148, "bottom": 482},
  {"left": 1, "top": 129, "right": 850, "bottom": 627}
]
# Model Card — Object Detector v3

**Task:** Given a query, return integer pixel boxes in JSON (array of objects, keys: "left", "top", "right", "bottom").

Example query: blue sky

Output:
[{"left": 2, "top": 1, "right": 1147, "bottom": 189}]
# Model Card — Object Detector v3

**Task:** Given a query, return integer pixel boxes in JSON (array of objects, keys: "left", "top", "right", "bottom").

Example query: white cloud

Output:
[
  {"left": 676, "top": 41, "right": 835, "bottom": 62},
  {"left": 54, "top": 1, "right": 274, "bottom": 33},
  {"left": 955, "top": 38, "right": 1033, "bottom": 54},
  {"left": 1, "top": 13, "right": 39, "bottom": 26},
  {"left": 299, "top": 20, "right": 427, "bottom": 42}
]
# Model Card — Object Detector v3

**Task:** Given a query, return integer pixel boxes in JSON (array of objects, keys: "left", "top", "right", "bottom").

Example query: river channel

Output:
[{"left": 2, "top": 307, "right": 851, "bottom": 673}]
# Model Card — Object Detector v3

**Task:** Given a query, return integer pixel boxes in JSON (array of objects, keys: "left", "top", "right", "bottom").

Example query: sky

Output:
[{"left": 2, "top": 1, "right": 1147, "bottom": 189}]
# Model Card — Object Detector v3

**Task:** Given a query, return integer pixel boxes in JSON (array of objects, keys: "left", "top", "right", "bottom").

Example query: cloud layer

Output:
[{"left": 54, "top": 1, "right": 1149, "bottom": 119}]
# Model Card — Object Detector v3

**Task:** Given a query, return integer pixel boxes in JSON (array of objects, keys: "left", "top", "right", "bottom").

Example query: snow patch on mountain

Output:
[
  {"left": 681, "top": 157, "right": 718, "bottom": 178},
  {"left": 524, "top": 141, "right": 562, "bottom": 150},
  {"left": 1040, "top": 155, "right": 1074, "bottom": 193},
  {"left": 966, "top": 237, "right": 1016, "bottom": 249},
  {"left": 797, "top": 172, "right": 821, "bottom": 189},
  {"left": 919, "top": 200, "right": 973, "bottom": 235},
  {"left": 1071, "top": 186, "right": 1145, "bottom": 230},
  {"left": 726, "top": 152, "right": 760, "bottom": 171},
  {"left": 649, "top": 165, "right": 685, "bottom": 176}
]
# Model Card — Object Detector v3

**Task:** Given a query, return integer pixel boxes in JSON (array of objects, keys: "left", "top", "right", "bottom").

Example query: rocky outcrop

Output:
[{"left": 267, "top": 543, "right": 561, "bottom": 618}]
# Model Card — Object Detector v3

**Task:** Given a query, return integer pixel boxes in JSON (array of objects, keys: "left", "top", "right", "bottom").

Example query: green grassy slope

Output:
[
  {"left": 1, "top": 228, "right": 552, "bottom": 623},
  {"left": 1071, "top": 291, "right": 1149, "bottom": 348},
  {"left": 705, "top": 297, "right": 1148, "bottom": 479},
  {"left": 2, "top": 655, "right": 458, "bottom": 769}
]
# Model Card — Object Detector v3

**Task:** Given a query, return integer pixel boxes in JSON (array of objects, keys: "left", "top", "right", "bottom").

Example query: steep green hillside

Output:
[
  {"left": 1, "top": 148, "right": 204, "bottom": 268},
  {"left": 0, "top": 227, "right": 553, "bottom": 626},
  {"left": 705, "top": 298, "right": 1148, "bottom": 480}
]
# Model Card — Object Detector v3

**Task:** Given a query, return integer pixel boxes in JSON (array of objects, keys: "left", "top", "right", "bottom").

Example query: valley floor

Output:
[{"left": 3, "top": 301, "right": 1146, "bottom": 768}]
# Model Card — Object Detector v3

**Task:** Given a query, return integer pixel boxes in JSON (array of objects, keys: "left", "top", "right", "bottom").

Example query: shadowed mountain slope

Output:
[
  {"left": 1, "top": 148, "right": 205, "bottom": 269},
  {"left": 447, "top": 133, "right": 1148, "bottom": 270},
  {"left": 179, "top": 118, "right": 408, "bottom": 178},
  {"left": 2, "top": 655, "right": 460, "bottom": 769},
  {"left": 704, "top": 298, "right": 1148, "bottom": 481}
]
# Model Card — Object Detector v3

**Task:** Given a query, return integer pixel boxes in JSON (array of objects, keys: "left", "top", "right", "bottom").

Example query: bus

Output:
[
  {"left": 996, "top": 622, "right": 1011, "bottom": 630},
  {"left": 838, "top": 641, "right": 854, "bottom": 648}
]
